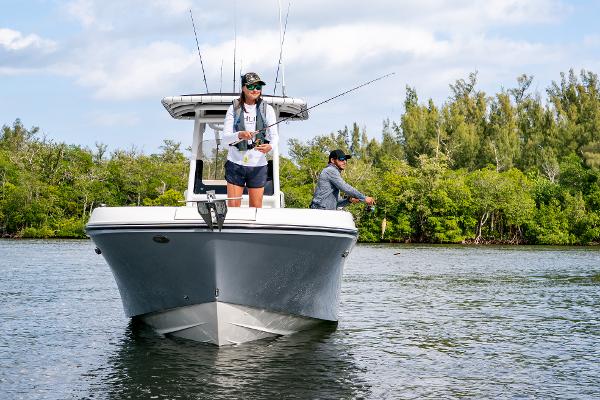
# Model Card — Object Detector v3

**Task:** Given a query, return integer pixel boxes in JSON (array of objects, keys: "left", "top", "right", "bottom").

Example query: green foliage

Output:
[
  {"left": 280, "top": 157, "right": 315, "bottom": 208},
  {"left": 142, "top": 189, "right": 184, "bottom": 206},
  {"left": 54, "top": 218, "right": 86, "bottom": 238},
  {"left": 280, "top": 70, "right": 600, "bottom": 244},
  {"left": 2, "top": 69, "right": 600, "bottom": 244},
  {"left": 0, "top": 123, "right": 187, "bottom": 238},
  {"left": 19, "top": 226, "right": 55, "bottom": 238},
  {"left": 527, "top": 199, "right": 573, "bottom": 245}
]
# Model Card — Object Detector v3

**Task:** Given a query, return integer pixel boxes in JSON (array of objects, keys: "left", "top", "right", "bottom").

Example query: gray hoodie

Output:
[{"left": 310, "top": 163, "right": 366, "bottom": 210}]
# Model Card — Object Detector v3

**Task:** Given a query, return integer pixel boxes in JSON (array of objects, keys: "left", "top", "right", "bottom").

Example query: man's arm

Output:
[
  {"left": 337, "top": 197, "right": 351, "bottom": 208},
  {"left": 325, "top": 168, "right": 366, "bottom": 201}
]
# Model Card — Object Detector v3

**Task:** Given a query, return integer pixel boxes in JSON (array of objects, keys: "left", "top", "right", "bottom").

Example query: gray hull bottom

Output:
[
  {"left": 89, "top": 227, "right": 356, "bottom": 345},
  {"left": 142, "top": 301, "right": 324, "bottom": 345}
]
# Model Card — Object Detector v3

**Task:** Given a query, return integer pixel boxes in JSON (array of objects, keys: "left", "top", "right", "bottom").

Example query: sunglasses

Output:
[
  {"left": 337, "top": 156, "right": 347, "bottom": 161},
  {"left": 245, "top": 84, "right": 263, "bottom": 91}
]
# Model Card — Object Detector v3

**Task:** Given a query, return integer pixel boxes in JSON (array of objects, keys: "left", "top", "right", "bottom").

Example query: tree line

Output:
[{"left": 1, "top": 69, "right": 599, "bottom": 244}]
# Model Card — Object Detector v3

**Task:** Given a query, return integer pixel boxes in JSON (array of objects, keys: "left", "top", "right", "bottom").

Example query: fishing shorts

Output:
[{"left": 225, "top": 160, "right": 268, "bottom": 188}]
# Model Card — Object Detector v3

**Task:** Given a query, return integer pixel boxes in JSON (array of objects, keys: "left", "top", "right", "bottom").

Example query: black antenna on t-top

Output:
[
  {"left": 189, "top": 9, "right": 209, "bottom": 92},
  {"left": 274, "top": 0, "right": 290, "bottom": 96},
  {"left": 232, "top": 0, "right": 237, "bottom": 91}
]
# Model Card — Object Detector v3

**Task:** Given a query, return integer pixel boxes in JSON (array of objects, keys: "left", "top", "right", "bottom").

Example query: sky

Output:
[{"left": 2, "top": 0, "right": 600, "bottom": 156}]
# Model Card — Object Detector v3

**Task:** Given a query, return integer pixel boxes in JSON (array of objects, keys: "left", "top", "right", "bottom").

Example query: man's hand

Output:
[
  {"left": 365, "top": 196, "right": 375, "bottom": 205},
  {"left": 349, "top": 197, "right": 360, "bottom": 204}
]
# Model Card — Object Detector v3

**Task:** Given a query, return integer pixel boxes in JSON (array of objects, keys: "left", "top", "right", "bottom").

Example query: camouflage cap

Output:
[{"left": 241, "top": 72, "right": 266, "bottom": 86}]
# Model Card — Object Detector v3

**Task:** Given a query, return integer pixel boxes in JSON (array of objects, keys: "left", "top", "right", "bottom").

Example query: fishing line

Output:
[
  {"left": 229, "top": 72, "right": 396, "bottom": 146},
  {"left": 266, "top": 72, "right": 395, "bottom": 131}
]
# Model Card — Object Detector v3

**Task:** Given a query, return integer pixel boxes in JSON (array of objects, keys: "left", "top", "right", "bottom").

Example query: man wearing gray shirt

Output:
[{"left": 309, "top": 149, "right": 375, "bottom": 210}]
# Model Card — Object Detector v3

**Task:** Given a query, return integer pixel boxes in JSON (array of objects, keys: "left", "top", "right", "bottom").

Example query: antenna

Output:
[
  {"left": 189, "top": 9, "right": 209, "bottom": 92},
  {"left": 232, "top": 0, "right": 237, "bottom": 91},
  {"left": 220, "top": 59, "right": 223, "bottom": 93},
  {"left": 274, "top": 0, "right": 290, "bottom": 96}
]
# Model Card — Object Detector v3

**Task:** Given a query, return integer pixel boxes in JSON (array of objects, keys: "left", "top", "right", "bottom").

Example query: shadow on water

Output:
[{"left": 96, "top": 319, "right": 371, "bottom": 399}]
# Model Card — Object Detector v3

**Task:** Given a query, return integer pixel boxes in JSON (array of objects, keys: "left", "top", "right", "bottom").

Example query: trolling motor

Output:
[{"left": 196, "top": 191, "right": 228, "bottom": 231}]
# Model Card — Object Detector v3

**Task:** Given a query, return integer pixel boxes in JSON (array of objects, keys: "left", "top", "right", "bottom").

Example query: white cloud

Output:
[
  {"left": 254, "top": 0, "right": 566, "bottom": 33},
  {"left": 147, "top": 0, "right": 194, "bottom": 16},
  {"left": 483, "top": 0, "right": 566, "bottom": 23},
  {"left": 58, "top": 19, "right": 558, "bottom": 103},
  {"left": 44, "top": 0, "right": 569, "bottom": 102},
  {"left": 73, "top": 41, "right": 196, "bottom": 100},
  {"left": 284, "top": 24, "right": 449, "bottom": 67},
  {"left": 1, "top": 1, "right": 579, "bottom": 124},
  {"left": 0, "top": 28, "right": 57, "bottom": 52},
  {"left": 65, "top": 0, "right": 113, "bottom": 30},
  {"left": 0, "top": 66, "right": 39, "bottom": 75},
  {"left": 64, "top": 0, "right": 197, "bottom": 32}
]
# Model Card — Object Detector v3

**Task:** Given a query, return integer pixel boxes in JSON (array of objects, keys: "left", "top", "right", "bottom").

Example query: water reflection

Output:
[{"left": 100, "top": 320, "right": 370, "bottom": 399}]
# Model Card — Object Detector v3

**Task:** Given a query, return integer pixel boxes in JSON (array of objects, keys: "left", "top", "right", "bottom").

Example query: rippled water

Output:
[{"left": 1, "top": 240, "right": 599, "bottom": 399}]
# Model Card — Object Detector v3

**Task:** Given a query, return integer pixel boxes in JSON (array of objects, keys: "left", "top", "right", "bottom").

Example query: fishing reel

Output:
[
  {"left": 344, "top": 196, "right": 376, "bottom": 213},
  {"left": 365, "top": 204, "right": 376, "bottom": 213},
  {"left": 231, "top": 133, "right": 270, "bottom": 151}
]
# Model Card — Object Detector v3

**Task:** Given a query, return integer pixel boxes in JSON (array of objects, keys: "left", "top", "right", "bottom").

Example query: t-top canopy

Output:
[{"left": 161, "top": 93, "right": 309, "bottom": 122}]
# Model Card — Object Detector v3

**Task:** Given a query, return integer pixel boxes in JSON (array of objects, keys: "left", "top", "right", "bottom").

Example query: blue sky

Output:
[{"left": 2, "top": 0, "right": 600, "bottom": 155}]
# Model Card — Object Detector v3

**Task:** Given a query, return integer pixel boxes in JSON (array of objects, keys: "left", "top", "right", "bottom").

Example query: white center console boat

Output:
[{"left": 86, "top": 93, "right": 358, "bottom": 345}]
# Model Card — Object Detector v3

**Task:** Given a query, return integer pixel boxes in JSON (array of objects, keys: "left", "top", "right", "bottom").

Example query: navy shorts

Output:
[{"left": 225, "top": 160, "right": 268, "bottom": 188}]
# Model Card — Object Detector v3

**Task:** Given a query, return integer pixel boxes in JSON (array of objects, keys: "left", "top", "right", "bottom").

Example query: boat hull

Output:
[
  {"left": 87, "top": 211, "right": 357, "bottom": 345},
  {"left": 141, "top": 301, "right": 325, "bottom": 345}
]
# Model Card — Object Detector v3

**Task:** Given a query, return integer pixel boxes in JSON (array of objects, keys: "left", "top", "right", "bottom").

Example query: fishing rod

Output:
[
  {"left": 230, "top": 72, "right": 396, "bottom": 148},
  {"left": 267, "top": 72, "right": 395, "bottom": 130},
  {"left": 189, "top": 9, "right": 209, "bottom": 92}
]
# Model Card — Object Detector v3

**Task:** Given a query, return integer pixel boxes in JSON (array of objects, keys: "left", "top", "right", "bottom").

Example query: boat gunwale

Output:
[{"left": 85, "top": 223, "right": 358, "bottom": 236}]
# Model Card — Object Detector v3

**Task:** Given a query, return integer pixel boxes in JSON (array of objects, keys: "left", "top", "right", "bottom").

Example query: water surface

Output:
[{"left": 1, "top": 240, "right": 599, "bottom": 399}]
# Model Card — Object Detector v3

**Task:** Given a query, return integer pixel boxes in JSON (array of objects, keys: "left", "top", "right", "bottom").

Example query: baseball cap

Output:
[
  {"left": 241, "top": 72, "right": 266, "bottom": 86},
  {"left": 329, "top": 149, "right": 352, "bottom": 161}
]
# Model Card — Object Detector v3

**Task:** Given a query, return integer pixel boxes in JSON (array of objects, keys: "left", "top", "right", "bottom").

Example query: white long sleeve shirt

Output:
[{"left": 222, "top": 102, "right": 278, "bottom": 167}]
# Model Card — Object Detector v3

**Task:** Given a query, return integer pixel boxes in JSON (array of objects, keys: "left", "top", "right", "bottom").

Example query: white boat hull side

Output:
[
  {"left": 142, "top": 302, "right": 322, "bottom": 346},
  {"left": 86, "top": 207, "right": 358, "bottom": 345},
  {"left": 88, "top": 227, "right": 356, "bottom": 321}
]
